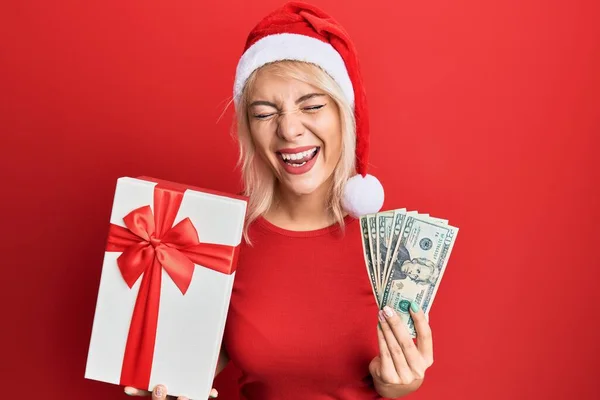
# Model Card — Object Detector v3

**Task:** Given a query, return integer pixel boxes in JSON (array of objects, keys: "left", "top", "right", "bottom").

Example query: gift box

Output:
[{"left": 85, "top": 176, "right": 248, "bottom": 399}]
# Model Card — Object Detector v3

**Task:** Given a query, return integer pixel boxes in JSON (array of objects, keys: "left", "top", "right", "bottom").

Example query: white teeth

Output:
[
  {"left": 286, "top": 161, "right": 307, "bottom": 167},
  {"left": 280, "top": 147, "right": 317, "bottom": 161}
]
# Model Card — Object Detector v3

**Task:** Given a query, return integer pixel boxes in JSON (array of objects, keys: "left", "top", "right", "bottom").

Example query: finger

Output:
[
  {"left": 375, "top": 319, "right": 400, "bottom": 384},
  {"left": 379, "top": 309, "right": 413, "bottom": 383},
  {"left": 152, "top": 385, "right": 168, "bottom": 400},
  {"left": 382, "top": 306, "right": 427, "bottom": 381},
  {"left": 410, "top": 303, "right": 434, "bottom": 366},
  {"left": 123, "top": 385, "right": 213, "bottom": 399},
  {"left": 124, "top": 386, "right": 151, "bottom": 396}
]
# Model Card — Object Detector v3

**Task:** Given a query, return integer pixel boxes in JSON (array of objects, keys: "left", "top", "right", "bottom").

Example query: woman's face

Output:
[{"left": 246, "top": 67, "right": 342, "bottom": 197}]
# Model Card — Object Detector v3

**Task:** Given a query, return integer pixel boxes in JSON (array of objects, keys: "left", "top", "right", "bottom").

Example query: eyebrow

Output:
[{"left": 248, "top": 93, "right": 326, "bottom": 108}]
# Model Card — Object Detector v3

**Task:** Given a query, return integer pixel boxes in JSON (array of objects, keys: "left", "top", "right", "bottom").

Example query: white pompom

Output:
[{"left": 341, "top": 174, "right": 385, "bottom": 217}]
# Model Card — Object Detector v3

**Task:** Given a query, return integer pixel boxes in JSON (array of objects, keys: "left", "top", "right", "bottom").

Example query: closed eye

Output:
[
  {"left": 253, "top": 104, "right": 325, "bottom": 119},
  {"left": 303, "top": 104, "right": 325, "bottom": 112},
  {"left": 253, "top": 113, "right": 276, "bottom": 120}
]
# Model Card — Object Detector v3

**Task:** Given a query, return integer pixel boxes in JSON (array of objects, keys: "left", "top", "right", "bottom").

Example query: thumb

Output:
[{"left": 369, "top": 356, "right": 382, "bottom": 379}]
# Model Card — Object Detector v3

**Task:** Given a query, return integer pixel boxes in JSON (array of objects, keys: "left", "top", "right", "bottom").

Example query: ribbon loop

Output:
[{"left": 123, "top": 205, "right": 155, "bottom": 241}]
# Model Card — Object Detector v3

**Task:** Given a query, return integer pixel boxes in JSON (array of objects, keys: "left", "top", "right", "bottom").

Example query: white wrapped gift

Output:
[{"left": 85, "top": 176, "right": 247, "bottom": 399}]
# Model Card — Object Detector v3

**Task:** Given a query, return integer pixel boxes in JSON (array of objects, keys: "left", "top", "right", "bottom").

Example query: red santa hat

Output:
[{"left": 233, "top": 1, "right": 384, "bottom": 217}]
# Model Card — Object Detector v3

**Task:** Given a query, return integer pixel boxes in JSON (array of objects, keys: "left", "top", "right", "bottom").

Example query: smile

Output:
[
  {"left": 276, "top": 146, "right": 320, "bottom": 175},
  {"left": 278, "top": 147, "right": 319, "bottom": 166}
]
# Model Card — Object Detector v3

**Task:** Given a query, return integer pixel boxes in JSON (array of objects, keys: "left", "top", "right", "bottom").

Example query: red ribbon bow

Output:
[{"left": 105, "top": 182, "right": 238, "bottom": 389}]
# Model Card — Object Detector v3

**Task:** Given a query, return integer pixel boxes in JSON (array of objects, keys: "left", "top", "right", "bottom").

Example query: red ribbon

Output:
[{"left": 105, "top": 182, "right": 238, "bottom": 389}]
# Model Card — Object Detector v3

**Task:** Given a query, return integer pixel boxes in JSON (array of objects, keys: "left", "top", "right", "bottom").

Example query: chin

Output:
[
  {"left": 285, "top": 182, "right": 321, "bottom": 196},
  {"left": 281, "top": 175, "right": 325, "bottom": 196}
]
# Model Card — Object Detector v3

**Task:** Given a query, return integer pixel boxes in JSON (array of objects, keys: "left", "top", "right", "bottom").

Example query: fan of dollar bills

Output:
[{"left": 360, "top": 209, "right": 459, "bottom": 337}]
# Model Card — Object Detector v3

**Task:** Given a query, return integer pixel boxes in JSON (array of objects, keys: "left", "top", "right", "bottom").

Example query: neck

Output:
[{"left": 265, "top": 180, "right": 337, "bottom": 231}]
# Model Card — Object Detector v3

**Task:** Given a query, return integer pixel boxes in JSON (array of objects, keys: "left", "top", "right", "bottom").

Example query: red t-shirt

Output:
[{"left": 223, "top": 215, "right": 384, "bottom": 399}]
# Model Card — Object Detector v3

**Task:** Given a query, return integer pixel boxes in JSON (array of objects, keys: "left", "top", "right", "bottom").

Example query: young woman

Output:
[{"left": 126, "top": 2, "right": 434, "bottom": 399}]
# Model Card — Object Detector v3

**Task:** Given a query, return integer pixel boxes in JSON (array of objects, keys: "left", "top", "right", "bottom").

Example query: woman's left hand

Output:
[{"left": 369, "top": 303, "right": 434, "bottom": 399}]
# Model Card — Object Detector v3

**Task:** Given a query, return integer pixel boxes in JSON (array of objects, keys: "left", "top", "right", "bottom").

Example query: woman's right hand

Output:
[{"left": 124, "top": 384, "right": 218, "bottom": 399}]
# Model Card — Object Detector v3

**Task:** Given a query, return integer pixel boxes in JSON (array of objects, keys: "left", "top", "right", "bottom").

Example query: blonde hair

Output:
[{"left": 231, "top": 60, "right": 357, "bottom": 244}]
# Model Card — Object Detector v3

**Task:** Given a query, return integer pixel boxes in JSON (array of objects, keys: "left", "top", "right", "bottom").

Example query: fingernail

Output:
[
  {"left": 383, "top": 306, "right": 394, "bottom": 318},
  {"left": 410, "top": 302, "right": 420, "bottom": 313},
  {"left": 124, "top": 387, "right": 135, "bottom": 396},
  {"left": 378, "top": 310, "right": 386, "bottom": 322},
  {"left": 210, "top": 388, "right": 219, "bottom": 398},
  {"left": 154, "top": 386, "right": 164, "bottom": 397}
]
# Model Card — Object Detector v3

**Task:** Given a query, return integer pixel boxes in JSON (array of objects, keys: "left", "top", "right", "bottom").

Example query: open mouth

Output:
[{"left": 277, "top": 146, "right": 320, "bottom": 168}]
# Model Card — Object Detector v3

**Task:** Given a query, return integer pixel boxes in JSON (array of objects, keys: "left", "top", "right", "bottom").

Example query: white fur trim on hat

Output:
[
  {"left": 233, "top": 33, "right": 355, "bottom": 107},
  {"left": 341, "top": 174, "right": 385, "bottom": 217}
]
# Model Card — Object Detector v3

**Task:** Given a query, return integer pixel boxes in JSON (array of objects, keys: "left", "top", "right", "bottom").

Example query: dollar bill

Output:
[
  {"left": 380, "top": 209, "right": 405, "bottom": 299},
  {"left": 384, "top": 210, "right": 401, "bottom": 244},
  {"left": 428, "top": 216, "right": 448, "bottom": 225},
  {"left": 376, "top": 211, "right": 395, "bottom": 304},
  {"left": 380, "top": 215, "right": 459, "bottom": 337},
  {"left": 367, "top": 214, "right": 379, "bottom": 295},
  {"left": 360, "top": 215, "right": 379, "bottom": 305},
  {"left": 381, "top": 210, "right": 416, "bottom": 293}
]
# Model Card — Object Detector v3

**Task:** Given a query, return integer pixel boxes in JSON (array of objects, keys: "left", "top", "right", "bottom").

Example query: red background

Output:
[{"left": 1, "top": 0, "right": 598, "bottom": 399}]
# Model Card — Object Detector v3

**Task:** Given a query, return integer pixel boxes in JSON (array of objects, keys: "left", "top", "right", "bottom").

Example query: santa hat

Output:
[{"left": 233, "top": 1, "right": 384, "bottom": 217}]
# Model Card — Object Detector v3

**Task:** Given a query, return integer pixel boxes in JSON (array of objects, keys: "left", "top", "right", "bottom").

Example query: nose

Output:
[{"left": 276, "top": 110, "right": 304, "bottom": 141}]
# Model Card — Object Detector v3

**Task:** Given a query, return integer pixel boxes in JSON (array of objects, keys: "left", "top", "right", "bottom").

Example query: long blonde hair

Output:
[{"left": 231, "top": 60, "right": 357, "bottom": 244}]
